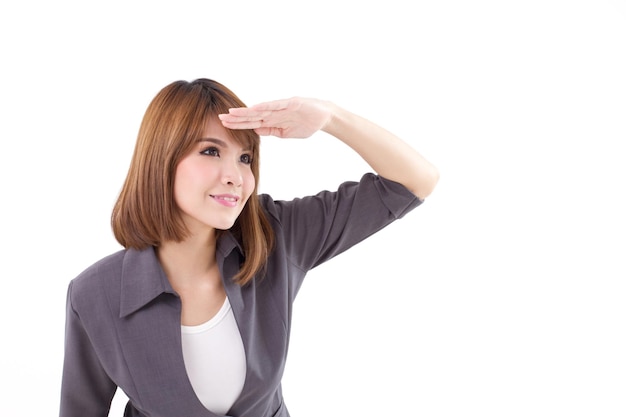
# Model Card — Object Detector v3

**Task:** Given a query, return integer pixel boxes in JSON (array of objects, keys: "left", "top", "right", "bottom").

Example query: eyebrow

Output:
[
  {"left": 197, "top": 137, "right": 227, "bottom": 146},
  {"left": 197, "top": 137, "right": 252, "bottom": 152}
]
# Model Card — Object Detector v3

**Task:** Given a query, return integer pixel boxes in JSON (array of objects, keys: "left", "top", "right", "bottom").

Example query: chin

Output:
[{"left": 213, "top": 219, "right": 237, "bottom": 231}]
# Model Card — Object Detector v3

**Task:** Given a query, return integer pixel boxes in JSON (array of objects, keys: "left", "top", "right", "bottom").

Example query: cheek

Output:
[
  {"left": 244, "top": 169, "right": 256, "bottom": 196},
  {"left": 172, "top": 171, "right": 186, "bottom": 208},
  {"left": 172, "top": 160, "right": 198, "bottom": 205}
]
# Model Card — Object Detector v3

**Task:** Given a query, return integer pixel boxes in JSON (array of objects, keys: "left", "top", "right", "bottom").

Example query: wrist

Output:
[{"left": 320, "top": 102, "right": 348, "bottom": 137}]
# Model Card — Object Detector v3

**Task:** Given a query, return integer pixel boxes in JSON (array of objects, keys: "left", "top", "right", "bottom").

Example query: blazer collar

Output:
[
  {"left": 119, "top": 247, "right": 174, "bottom": 318},
  {"left": 119, "top": 232, "right": 244, "bottom": 319},
  {"left": 217, "top": 230, "right": 243, "bottom": 259}
]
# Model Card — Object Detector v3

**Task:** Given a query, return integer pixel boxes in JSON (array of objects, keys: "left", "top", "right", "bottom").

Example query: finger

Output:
[
  {"left": 224, "top": 107, "right": 264, "bottom": 117},
  {"left": 218, "top": 113, "right": 260, "bottom": 126},
  {"left": 249, "top": 99, "right": 291, "bottom": 112},
  {"left": 253, "top": 127, "right": 274, "bottom": 136},
  {"left": 219, "top": 109, "right": 276, "bottom": 122},
  {"left": 220, "top": 119, "right": 263, "bottom": 130},
  {"left": 255, "top": 127, "right": 288, "bottom": 138},
  {"left": 218, "top": 111, "right": 260, "bottom": 122}
]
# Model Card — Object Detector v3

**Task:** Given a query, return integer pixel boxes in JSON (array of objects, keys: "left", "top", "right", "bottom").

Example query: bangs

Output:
[
  {"left": 229, "top": 127, "right": 259, "bottom": 153},
  {"left": 191, "top": 79, "right": 260, "bottom": 155}
]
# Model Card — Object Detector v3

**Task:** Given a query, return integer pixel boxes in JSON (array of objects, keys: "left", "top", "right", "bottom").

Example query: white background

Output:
[{"left": 1, "top": 1, "right": 625, "bottom": 416}]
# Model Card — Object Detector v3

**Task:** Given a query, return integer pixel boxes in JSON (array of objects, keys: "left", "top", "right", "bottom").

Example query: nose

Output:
[{"left": 221, "top": 160, "right": 243, "bottom": 187}]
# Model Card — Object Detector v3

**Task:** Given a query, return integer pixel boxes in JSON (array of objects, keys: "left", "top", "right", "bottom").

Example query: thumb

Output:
[{"left": 254, "top": 127, "right": 283, "bottom": 137}]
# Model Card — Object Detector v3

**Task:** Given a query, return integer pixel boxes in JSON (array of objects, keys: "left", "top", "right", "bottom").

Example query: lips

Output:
[{"left": 210, "top": 194, "right": 240, "bottom": 207}]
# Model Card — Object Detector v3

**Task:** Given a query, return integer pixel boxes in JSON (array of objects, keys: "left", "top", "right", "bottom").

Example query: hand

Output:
[{"left": 218, "top": 97, "right": 333, "bottom": 139}]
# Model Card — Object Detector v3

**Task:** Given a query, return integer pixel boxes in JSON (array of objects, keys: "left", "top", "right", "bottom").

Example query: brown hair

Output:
[{"left": 111, "top": 78, "right": 274, "bottom": 285}]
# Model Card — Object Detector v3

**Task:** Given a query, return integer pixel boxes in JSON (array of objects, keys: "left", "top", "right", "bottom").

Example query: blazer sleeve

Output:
[
  {"left": 59, "top": 280, "right": 117, "bottom": 417},
  {"left": 264, "top": 173, "right": 422, "bottom": 272}
]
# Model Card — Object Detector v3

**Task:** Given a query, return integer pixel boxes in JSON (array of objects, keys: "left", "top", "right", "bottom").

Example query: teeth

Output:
[{"left": 216, "top": 196, "right": 236, "bottom": 202}]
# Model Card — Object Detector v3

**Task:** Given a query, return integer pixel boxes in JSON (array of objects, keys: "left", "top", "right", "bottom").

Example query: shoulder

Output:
[{"left": 68, "top": 249, "right": 126, "bottom": 303}]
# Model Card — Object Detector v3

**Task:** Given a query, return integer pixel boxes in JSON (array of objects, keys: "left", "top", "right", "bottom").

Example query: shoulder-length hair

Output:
[{"left": 111, "top": 78, "right": 274, "bottom": 285}]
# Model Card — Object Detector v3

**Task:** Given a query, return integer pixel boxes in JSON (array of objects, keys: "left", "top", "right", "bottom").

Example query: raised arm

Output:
[{"left": 218, "top": 97, "right": 439, "bottom": 200}]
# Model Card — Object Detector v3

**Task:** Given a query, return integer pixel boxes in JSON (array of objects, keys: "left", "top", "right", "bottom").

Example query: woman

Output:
[{"left": 59, "top": 78, "right": 439, "bottom": 417}]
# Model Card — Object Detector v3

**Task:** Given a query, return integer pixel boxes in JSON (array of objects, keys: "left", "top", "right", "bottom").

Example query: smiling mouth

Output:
[{"left": 210, "top": 194, "right": 240, "bottom": 205}]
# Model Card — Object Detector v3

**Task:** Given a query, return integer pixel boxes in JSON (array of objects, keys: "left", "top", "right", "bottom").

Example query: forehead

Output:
[
  {"left": 202, "top": 117, "right": 231, "bottom": 138},
  {"left": 201, "top": 117, "right": 254, "bottom": 150}
]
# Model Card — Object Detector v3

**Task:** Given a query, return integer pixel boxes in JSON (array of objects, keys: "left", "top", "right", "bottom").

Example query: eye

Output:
[
  {"left": 200, "top": 146, "right": 220, "bottom": 157},
  {"left": 240, "top": 153, "right": 253, "bottom": 165}
]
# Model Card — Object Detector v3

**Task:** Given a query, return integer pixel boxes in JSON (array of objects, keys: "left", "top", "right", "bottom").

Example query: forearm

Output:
[{"left": 322, "top": 103, "right": 439, "bottom": 200}]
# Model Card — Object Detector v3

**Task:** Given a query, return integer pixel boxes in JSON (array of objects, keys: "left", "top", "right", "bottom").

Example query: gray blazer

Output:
[{"left": 60, "top": 174, "right": 421, "bottom": 417}]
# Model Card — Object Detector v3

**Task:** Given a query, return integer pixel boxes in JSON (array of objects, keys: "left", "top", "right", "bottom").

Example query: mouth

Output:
[
  {"left": 211, "top": 195, "right": 238, "bottom": 202},
  {"left": 210, "top": 194, "right": 240, "bottom": 207}
]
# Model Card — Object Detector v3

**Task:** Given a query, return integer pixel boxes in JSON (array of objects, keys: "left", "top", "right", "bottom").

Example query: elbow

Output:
[{"left": 412, "top": 165, "right": 440, "bottom": 200}]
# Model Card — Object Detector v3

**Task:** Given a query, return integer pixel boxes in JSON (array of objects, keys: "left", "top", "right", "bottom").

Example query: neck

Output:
[{"left": 156, "top": 230, "right": 220, "bottom": 290}]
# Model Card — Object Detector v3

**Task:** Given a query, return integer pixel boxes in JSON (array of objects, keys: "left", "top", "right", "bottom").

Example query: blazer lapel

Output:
[{"left": 118, "top": 248, "right": 221, "bottom": 417}]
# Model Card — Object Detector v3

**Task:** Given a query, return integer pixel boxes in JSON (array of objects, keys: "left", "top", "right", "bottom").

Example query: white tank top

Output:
[{"left": 181, "top": 298, "right": 246, "bottom": 415}]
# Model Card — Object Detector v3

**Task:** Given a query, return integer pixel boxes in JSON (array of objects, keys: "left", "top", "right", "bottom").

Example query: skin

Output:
[
  {"left": 219, "top": 97, "right": 440, "bottom": 200},
  {"left": 162, "top": 98, "right": 439, "bottom": 326},
  {"left": 157, "top": 118, "right": 255, "bottom": 326}
]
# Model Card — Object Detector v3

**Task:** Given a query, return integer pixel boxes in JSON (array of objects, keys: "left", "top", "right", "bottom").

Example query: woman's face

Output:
[{"left": 174, "top": 118, "right": 256, "bottom": 235}]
